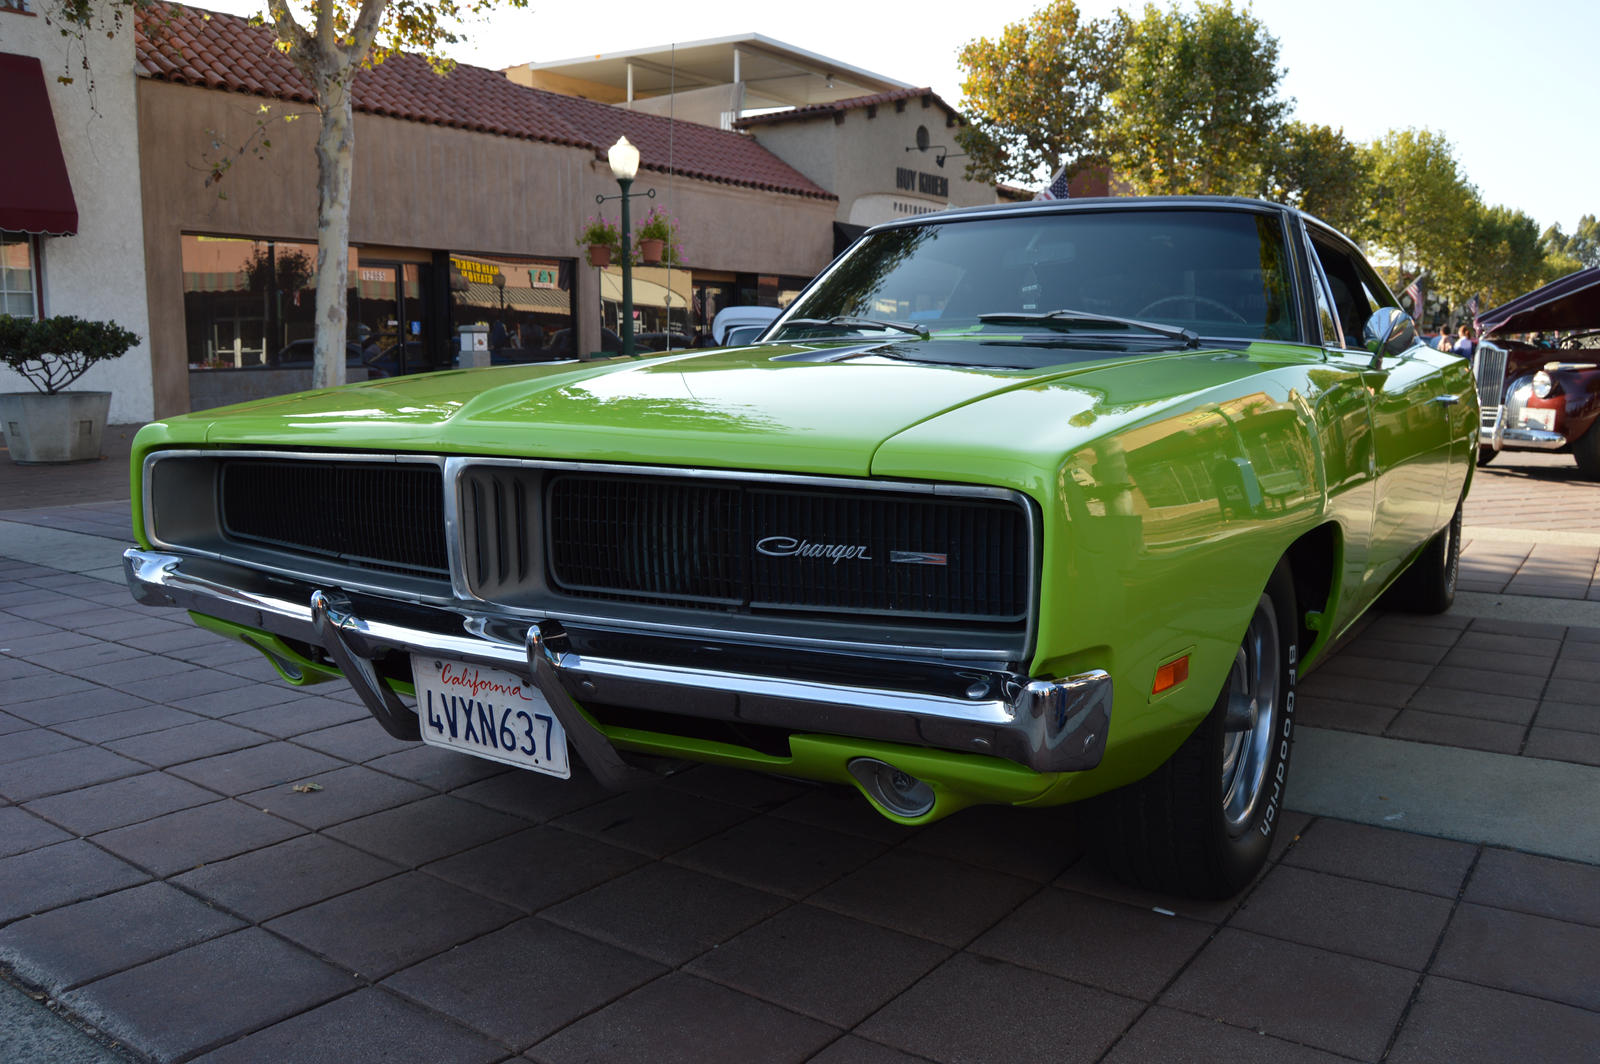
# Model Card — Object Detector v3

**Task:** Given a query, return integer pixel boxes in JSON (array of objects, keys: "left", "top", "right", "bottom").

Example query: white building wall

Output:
[{"left": 2, "top": 3, "right": 153, "bottom": 423}]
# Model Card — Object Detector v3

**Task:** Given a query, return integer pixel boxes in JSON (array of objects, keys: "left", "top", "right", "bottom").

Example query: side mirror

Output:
[{"left": 1362, "top": 307, "right": 1417, "bottom": 370}]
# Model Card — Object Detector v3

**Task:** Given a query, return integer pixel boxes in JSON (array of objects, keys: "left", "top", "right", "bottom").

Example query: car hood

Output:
[{"left": 160, "top": 338, "right": 1269, "bottom": 478}]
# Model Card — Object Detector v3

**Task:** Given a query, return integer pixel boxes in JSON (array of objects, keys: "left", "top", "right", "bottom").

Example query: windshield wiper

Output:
[
  {"left": 779, "top": 315, "right": 929, "bottom": 337},
  {"left": 978, "top": 309, "right": 1199, "bottom": 348}
]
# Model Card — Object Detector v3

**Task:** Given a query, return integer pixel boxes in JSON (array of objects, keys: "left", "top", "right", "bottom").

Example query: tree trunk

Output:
[{"left": 312, "top": 70, "right": 357, "bottom": 391}]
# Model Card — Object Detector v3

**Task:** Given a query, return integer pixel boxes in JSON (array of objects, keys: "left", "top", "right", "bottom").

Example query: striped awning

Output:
[{"left": 458, "top": 281, "right": 572, "bottom": 312}]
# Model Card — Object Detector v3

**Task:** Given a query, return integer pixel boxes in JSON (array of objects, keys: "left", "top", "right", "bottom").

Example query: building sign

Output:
[
  {"left": 528, "top": 267, "right": 558, "bottom": 288},
  {"left": 450, "top": 256, "right": 501, "bottom": 284},
  {"left": 894, "top": 167, "right": 948, "bottom": 199}
]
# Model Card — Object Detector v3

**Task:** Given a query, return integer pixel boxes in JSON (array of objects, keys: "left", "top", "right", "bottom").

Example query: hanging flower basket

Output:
[
  {"left": 577, "top": 215, "right": 621, "bottom": 268},
  {"left": 636, "top": 206, "right": 682, "bottom": 267}
]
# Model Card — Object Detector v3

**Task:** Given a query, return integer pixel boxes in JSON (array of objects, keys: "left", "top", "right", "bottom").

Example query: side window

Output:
[
  {"left": 1309, "top": 237, "right": 1369, "bottom": 347},
  {"left": 2, "top": 231, "right": 39, "bottom": 318},
  {"left": 1309, "top": 233, "right": 1395, "bottom": 349},
  {"left": 1303, "top": 239, "right": 1341, "bottom": 346}
]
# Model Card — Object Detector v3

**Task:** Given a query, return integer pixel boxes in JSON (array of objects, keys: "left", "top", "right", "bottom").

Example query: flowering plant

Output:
[
  {"left": 576, "top": 215, "right": 621, "bottom": 251},
  {"left": 636, "top": 206, "right": 674, "bottom": 242},
  {"left": 635, "top": 206, "right": 684, "bottom": 266}
]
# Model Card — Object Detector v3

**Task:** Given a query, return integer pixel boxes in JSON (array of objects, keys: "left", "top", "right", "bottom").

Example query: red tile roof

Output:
[
  {"left": 534, "top": 91, "right": 832, "bottom": 199},
  {"left": 134, "top": 2, "right": 834, "bottom": 201},
  {"left": 734, "top": 86, "right": 964, "bottom": 130}
]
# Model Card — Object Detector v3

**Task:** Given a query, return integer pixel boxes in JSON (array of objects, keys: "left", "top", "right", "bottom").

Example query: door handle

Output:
[{"left": 1433, "top": 395, "right": 1460, "bottom": 405}]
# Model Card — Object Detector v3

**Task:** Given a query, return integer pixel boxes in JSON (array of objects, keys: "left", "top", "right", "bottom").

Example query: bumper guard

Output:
[{"left": 125, "top": 548, "right": 1112, "bottom": 784}]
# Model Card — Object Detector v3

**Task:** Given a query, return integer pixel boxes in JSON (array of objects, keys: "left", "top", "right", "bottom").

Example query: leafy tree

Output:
[
  {"left": 1456, "top": 205, "right": 1547, "bottom": 307},
  {"left": 50, "top": 0, "right": 525, "bottom": 390},
  {"left": 954, "top": 1, "right": 1127, "bottom": 186},
  {"left": 1360, "top": 128, "right": 1477, "bottom": 289},
  {"left": 1260, "top": 121, "right": 1368, "bottom": 234},
  {"left": 1106, "top": 1, "right": 1288, "bottom": 196},
  {"left": 1541, "top": 215, "right": 1599, "bottom": 270}
]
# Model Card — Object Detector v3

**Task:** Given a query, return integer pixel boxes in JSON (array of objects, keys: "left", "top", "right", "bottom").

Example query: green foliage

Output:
[
  {"left": 634, "top": 206, "right": 685, "bottom": 266},
  {"left": 1541, "top": 215, "right": 1600, "bottom": 270},
  {"left": 1360, "top": 128, "right": 1477, "bottom": 284},
  {"left": 576, "top": 215, "right": 620, "bottom": 251},
  {"left": 1455, "top": 205, "right": 1546, "bottom": 307},
  {"left": 0, "top": 314, "right": 140, "bottom": 395},
  {"left": 1107, "top": 1, "right": 1288, "bottom": 195},
  {"left": 1260, "top": 122, "right": 1368, "bottom": 234},
  {"left": 954, "top": 1, "right": 1127, "bottom": 185}
]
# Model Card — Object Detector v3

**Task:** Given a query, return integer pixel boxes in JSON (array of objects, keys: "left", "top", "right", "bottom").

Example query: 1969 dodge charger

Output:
[{"left": 124, "top": 197, "right": 1477, "bottom": 897}]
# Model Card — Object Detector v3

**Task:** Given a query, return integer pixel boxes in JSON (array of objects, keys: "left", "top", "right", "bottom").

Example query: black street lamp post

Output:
[{"left": 596, "top": 136, "right": 653, "bottom": 357}]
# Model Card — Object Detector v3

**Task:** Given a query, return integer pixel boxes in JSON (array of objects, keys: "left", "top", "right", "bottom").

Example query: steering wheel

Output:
[{"left": 1137, "top": 295, "right": 1249, "bottom": 325}]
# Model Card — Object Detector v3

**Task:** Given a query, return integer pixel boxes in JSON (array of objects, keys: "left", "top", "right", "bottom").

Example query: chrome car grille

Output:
[
  {"left": 1472, "top": 341, "right": 1508, "bottom": 408},
  {"left": 461, "top": 466, "right": 1032, "bottom": 627}
]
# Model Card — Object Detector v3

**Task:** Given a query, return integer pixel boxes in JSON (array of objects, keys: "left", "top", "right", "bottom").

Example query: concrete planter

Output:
[{"left": 0, "top": 391, "right": 113, "bottom": 464}]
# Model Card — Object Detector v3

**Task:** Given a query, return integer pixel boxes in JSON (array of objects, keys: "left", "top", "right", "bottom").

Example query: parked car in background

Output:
[
  {"left": 123, "top": 197, "right": 1475, "bottom": 898},
  {"left": 271, "top": 339, "right": 372, "bottom": 377},
  {"left": 711, "top": 304, "right": 780, "bottom": 346},
  {"left": 1474, "top": 267, "right": 1600, "bottom": 476}
]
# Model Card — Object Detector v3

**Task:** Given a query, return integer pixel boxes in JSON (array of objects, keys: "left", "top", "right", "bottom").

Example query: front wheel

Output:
[
  {"left": 1574, "top": 422, "right": 1600, "bottom": 480},
  {"left": 1093, "top": 562, "right": 1297, "bottom": 899}
]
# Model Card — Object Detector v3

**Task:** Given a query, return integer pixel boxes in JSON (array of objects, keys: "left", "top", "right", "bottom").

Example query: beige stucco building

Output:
[{"left": 10, "top": 6, "right": 1008, "bottom": 423}]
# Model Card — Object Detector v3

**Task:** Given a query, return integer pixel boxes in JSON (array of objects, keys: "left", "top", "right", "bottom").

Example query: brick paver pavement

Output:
[{"left": 2, "top": 441, "right": 1597, "bottom": 1063}]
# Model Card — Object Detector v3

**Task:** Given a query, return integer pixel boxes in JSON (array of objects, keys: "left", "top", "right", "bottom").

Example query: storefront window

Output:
[
  {"left": 2, "top": 232, "right": 38, "bottom": 318},
  {"left": 181, "top": 234, "right": 354, "bottom": 370},
  {"left": 597, "top": 264, "right": 691, "bottom": 351},
  {"left": 449, "top": 252, "right": 574, "bottom": 360}
]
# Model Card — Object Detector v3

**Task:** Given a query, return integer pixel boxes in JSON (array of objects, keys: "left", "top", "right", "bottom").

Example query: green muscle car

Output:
[{"left": 124, "top": 197, "right": 1477, "bottom": 897}]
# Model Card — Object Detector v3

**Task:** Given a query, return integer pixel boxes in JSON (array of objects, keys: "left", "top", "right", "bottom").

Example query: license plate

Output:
[
  {"left": 1523, "top": 408, "right": 1556, "bottom": 431},
  {"left": 411, "top": 656, "right": 570, "bottom": 778}
]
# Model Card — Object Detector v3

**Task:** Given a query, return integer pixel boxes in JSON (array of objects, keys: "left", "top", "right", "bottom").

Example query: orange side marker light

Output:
[{"left": 1153, "top": 655, "right": 1190, "bottom": 694}]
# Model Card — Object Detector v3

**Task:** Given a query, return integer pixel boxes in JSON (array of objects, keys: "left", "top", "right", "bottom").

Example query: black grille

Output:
[
  {"left": 219, "top": 459, "right": 448, "bottom": 577},
  {"left": 540, "top": 473, "right": 1030, "bottom": 624}
]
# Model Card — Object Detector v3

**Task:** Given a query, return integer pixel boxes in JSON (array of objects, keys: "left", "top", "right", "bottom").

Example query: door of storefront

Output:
[{"left": 355, "top": 261, "right": 435, "bottom": 377}]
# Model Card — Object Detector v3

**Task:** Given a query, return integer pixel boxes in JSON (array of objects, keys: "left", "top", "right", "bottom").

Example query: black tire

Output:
[
  {"left": 1574, "top": 423, "right": 1600, "bottom": 480},
  {"left": 1093, "top": 562, "right": 1297, "bottom": 899},
  {"left": 1476, "top": 446, "right": 1498, "bottom": 467},
  {"left": 1385, "top": 501, "right": 1462, "bottom": 615}
]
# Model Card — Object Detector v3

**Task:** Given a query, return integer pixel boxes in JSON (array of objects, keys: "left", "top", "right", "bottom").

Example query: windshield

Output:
[{"left": 774, "top": 208, "right": 1296, "bottom": 344}]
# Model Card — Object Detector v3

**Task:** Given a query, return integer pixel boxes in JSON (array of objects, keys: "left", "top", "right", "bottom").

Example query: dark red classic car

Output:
[{"left": 1474, "top": 267, "right": 1600, "bottom": 476}]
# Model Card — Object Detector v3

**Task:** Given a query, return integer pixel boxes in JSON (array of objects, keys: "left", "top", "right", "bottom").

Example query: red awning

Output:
[{"left": 0, "top": 53, "right": 79, "bottom": 236}]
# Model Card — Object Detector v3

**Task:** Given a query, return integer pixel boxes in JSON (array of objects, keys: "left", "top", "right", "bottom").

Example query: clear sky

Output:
[{"left": 194, "top": 0, "right": 1595, "bottom": 234}]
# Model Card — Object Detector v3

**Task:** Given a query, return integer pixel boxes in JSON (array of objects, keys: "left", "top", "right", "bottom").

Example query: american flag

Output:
[
  {"left": 1404, "top": 279, "right": 1421, "bottom": 314},
  {"left": 1466, "top": 295, "right": 1480, "bottom": 320},
  {"left": 1035, "top": 165, "right": 1073, "bottom": 201}
]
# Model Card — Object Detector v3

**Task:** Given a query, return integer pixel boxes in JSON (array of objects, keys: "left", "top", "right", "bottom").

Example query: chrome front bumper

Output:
[{"left": 124, "top": 549, "right": 1112, "bottom": 784}]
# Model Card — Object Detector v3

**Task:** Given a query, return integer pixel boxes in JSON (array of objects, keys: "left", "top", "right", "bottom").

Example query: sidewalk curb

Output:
[{"left": 1291, "top": 727, "right": 1600, "bottom": 864}]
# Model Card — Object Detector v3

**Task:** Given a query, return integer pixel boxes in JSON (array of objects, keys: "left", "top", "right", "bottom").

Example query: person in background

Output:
[
  {"left": 1437, "top": 329, "right": 1455, "bottom": 353},
  {"left": 1453, "top": 324, "right": 1476, "bottom": 360}
]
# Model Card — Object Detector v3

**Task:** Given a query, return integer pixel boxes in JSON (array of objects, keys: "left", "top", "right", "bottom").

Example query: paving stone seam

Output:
[
  {"left": 1052, "top": 828, "right": 1326, "bottom": 1064},
  {"left": 1382, "top": 845, "right": 1485, "bottom": 1064},
  {"left": 0, "top": 966, "right": 144, "bottom": 1064},
  {"left": 1518, "top": 627, "right": 1570, "bottom": 758}
]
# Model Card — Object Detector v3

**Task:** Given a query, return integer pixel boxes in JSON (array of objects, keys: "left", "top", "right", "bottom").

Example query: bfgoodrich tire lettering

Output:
[{"left": 1094, "top": 561, "right": 1297, "bottom": 899}]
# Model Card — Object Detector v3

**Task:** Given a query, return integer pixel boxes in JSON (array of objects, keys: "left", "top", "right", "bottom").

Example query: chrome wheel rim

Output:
[{"left": 1219, "top": 594, "right": 1280, "bottom": 834}]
